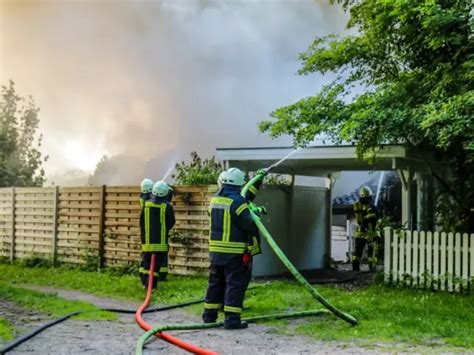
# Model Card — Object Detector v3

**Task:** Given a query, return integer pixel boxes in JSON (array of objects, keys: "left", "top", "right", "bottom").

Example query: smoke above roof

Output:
[{"left": 0, "top": 0, "right": 348, "bottom": 185}]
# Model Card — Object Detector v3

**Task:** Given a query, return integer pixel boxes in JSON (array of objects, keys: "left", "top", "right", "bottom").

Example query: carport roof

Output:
[{"left": 216, "top": 144, "right": 428, "bottom": 176}]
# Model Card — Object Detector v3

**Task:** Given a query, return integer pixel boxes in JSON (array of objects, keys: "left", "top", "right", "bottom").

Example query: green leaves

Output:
[
  {"left": 172, "top": 151, "right": 223, "bottom": 185},
  {"left": 259, "top": 0, "right": 474, "bottom": 230},
  {"left": 0, "top": 80, "right": 45, "bottom": 187}
]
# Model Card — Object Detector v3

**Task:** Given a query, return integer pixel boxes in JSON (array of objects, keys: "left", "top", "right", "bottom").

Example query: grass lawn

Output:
[
  {"left": 1, "top": 262, "right": 473, "bottom": 350},
  {"left": 0, "top": 317, "right": 14, "bottom": 342}
]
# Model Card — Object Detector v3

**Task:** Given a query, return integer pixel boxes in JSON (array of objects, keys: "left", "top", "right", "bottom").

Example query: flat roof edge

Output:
[{"left": 216, "top": 144, "right": 405, "bottom": 151}]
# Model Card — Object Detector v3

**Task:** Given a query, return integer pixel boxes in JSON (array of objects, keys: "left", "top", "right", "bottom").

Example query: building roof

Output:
[{"left": 216, "top": 144, "right": 429, "bottom": 176}]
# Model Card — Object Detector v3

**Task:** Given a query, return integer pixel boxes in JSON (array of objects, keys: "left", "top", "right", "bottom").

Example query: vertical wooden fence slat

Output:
[
  {"left": 433, "top": 231, "right": 439, "bottom": 290},
  {"left": 426, "top": 231, "right": 432, "bottom": 288},
  {"left": 470, "top": 234, "right": 474, "bottom": 290},
  {"left": 447, "top": 232, "right": 454, "bottom": 292},
  {"left": 9, "top": 187, "right": 15, "bottom": 261},
  {"left": 440, "top": 232, "right": 447, "bottom": 291},
  {"left": 392, "top": 230, "right": 399, "bottom": 284},
  {"left": 454, "top": 232, "right": 461, "bottom": 292},
  {"left": 51, "top": 186, "right": 59, "bottom": 265},
  {"left": 419, "top": 231, "right": 425, "bottom": 287},
  {"left": 462, "top": 233, "right": 468, "bottom": 290},
  {"left": 399, "top": 230, "right": 405, "bottom": 283},
  {"left": 98, "top": 185, "right": 106, "bottom": 269},
  {"left": 384, "top": 228, "right": 391, "bottom": 282},
  {"left": 405, "top": 231, "right": 412, "bottom": 286},
  {"left": 412, "top": 231, "right": 418, "bottom": 288}
]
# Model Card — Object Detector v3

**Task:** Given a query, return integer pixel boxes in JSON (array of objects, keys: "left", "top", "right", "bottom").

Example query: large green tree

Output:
[
  {"left": 0, "top": 80, "right": 46, "bottom": 187},
  {"left": 259, "top": 0, "right": 473, "bottom": 231}
]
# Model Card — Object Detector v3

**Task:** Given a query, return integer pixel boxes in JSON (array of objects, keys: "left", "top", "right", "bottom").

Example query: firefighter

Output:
[
  {"left": 139, "top": 178, "right": 154, "bottom": 208},
  {"left": 202, "top": 167, "right": 263, "bottom": 330},
  {"left": 138, "top": 178, "right": 153, "bottom": 286},
  {"left": 139, "top": 180, "right": 175, "bottom": 287},
  {"left": 352, "top": 186, "right": 380, "bottom": 271}
]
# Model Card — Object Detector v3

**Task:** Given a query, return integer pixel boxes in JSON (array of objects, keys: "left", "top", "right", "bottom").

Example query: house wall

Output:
[
  {"left": 289, "top": 186, "right": 329, "bottom": 270},
  {"left": 251, "top": 184, "right": 329, "bottom": 277},
  {"left": 251, "top": 185, "right": 290, "bottom": 276}
]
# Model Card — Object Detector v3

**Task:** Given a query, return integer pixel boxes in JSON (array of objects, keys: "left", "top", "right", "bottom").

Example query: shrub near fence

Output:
[
  {"left": 0, "top": 185, "right": 217, "bottom": 275},
  {"left": 384, "top": 228, "right": 474, "bottom": 292}
]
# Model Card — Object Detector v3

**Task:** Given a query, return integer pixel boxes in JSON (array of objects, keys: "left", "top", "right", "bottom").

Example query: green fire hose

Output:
[
  {"left": 241, "top": 171, "right": 358, "bottom": 326},
  {"left": 136, "top": 309, "right": 329, "bottom": 354}
]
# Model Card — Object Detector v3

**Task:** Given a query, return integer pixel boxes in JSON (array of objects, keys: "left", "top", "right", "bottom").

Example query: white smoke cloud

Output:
[{"left": 0, "top": 0, "right": 348, "bottom": 185}]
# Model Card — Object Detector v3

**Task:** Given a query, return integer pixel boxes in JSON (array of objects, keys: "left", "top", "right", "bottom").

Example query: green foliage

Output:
[
  {"left": 173, "top": 151, "right": 223, "bottom": 185},
  {"left": 19, "top": 254, "right": 53, "bottom": 268},
  {"left": 103, "top": 263, "right": 139, "bottom": 276},
  {"left": 79, "top": 248, "right": 100, "bottom": 272},
  {"left": 259, "top": 0, "right": 473, "bottom": 231},
  {"left": 0, "top": 317, "right": 14, "bottom": 341},
  {"left": 0, "top": 80, "right": 47, "bottom": 187},
  {"left": 263, "top": 174, "right": 292, "bottom": 186}
]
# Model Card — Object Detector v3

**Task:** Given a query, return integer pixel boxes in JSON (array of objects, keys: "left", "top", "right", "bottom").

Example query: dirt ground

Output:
[{"left": 1, "top": 285, "right": 443, "bottom": 354}]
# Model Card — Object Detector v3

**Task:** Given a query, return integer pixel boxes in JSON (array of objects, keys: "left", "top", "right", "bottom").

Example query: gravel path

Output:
[{"left": 2, "top": 286, "right": 442, "bottom": 354}]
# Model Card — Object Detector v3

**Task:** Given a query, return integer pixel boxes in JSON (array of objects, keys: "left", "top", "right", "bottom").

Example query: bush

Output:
[
  {"left": 173, "top": 151, "right": 223, "bottom": 185},
  {"left": 19, "top": 255, "right": 53, "bottom": 268}
]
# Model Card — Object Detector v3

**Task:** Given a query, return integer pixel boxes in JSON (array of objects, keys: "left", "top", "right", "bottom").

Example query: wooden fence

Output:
[
  {"left": 384, "top": 228, "right": 474, "bottom": 292},
  {"left": 0, "top": 185, "right": 217, "bottom": 275}
]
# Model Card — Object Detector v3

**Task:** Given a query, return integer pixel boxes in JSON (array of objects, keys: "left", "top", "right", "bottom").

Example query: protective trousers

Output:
[
  {"left": 139, "top": 252, "right": 168, "bottom": 288},
  {"left": 203, "top": 257, "right": 249, "bottom": 327},
  {"left": 352, "top": 236, "right": 380, "bottom": 271}
]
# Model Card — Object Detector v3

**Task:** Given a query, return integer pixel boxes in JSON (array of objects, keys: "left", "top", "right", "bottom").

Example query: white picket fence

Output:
[{"left": 384, "top": 228, "right": 474, "bottom": 292}]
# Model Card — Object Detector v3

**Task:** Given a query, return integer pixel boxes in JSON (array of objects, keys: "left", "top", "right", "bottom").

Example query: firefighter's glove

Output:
[
  {"left": 256, "top": 206, "right": 267, "bottom": 215},
  {"left": 256, "top": 168, "right": 269, "bottom": 178}
]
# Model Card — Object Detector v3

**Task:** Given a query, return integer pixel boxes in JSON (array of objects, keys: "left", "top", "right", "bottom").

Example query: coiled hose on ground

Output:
[{"left": 136, "top": 309, "right": 329, "bottom": 355}]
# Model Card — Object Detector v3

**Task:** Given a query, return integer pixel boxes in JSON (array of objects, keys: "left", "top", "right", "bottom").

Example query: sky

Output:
[{"left": 0, "top": 0, "right": 349, "bottom": 185}]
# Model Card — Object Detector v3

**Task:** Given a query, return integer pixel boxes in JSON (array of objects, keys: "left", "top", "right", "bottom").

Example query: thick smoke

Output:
[{"left": 0, "top": 0, "right": 348, "bottom": 185}]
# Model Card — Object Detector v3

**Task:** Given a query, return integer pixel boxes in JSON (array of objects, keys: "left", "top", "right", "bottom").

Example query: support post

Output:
[
  {"left": 51, "top": 186, "right": 59, "bottom": 266},
  {"left": 398, "top": 169, "right": 413, "bottom": 229},
  {"left": 416, "top": 173, "right": 433, "bottom": 231},
  {"left": 98, "top": 185, "right": 106, "bottom": 268},
  {"left": 9, "top": 187, "right": 15, "bottom": 261},
  {"left": 324, "top": 174, "right": 333, "bottom": 268}
]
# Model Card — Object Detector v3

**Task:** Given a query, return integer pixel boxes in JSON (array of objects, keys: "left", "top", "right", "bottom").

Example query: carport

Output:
[{"left": 216, "top": 144, "right": 433, "bottom": 274}]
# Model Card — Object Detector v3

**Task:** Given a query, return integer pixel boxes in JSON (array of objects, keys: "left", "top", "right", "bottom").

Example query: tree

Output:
[
  {"left": 173, "top": 151, "right": 223, "bottom": 185},
  {"left": 259, "top": 0, "right": 473, "bottom": 231},
  {"left": 0, "top": 80, "right": 46, "bottom": 187},
  {"left": 88, "top": 155, "right": 112, "bottom": 186}
]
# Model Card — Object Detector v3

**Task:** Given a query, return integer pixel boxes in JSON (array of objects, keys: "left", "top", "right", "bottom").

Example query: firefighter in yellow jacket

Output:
[
  {"left": 352, "top": 186, "right": 380, "bottom": 271},
  {"left": 139, "top": 180, "right": 175, "bottom": 288},
  {"left": 202, "top": 168, "right": 263, "bottom": 329}
]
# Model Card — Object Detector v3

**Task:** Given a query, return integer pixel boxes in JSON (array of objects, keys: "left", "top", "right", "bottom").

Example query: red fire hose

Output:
[{"left": 134, "top": 253, "right": 218, "bottom": 354}]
